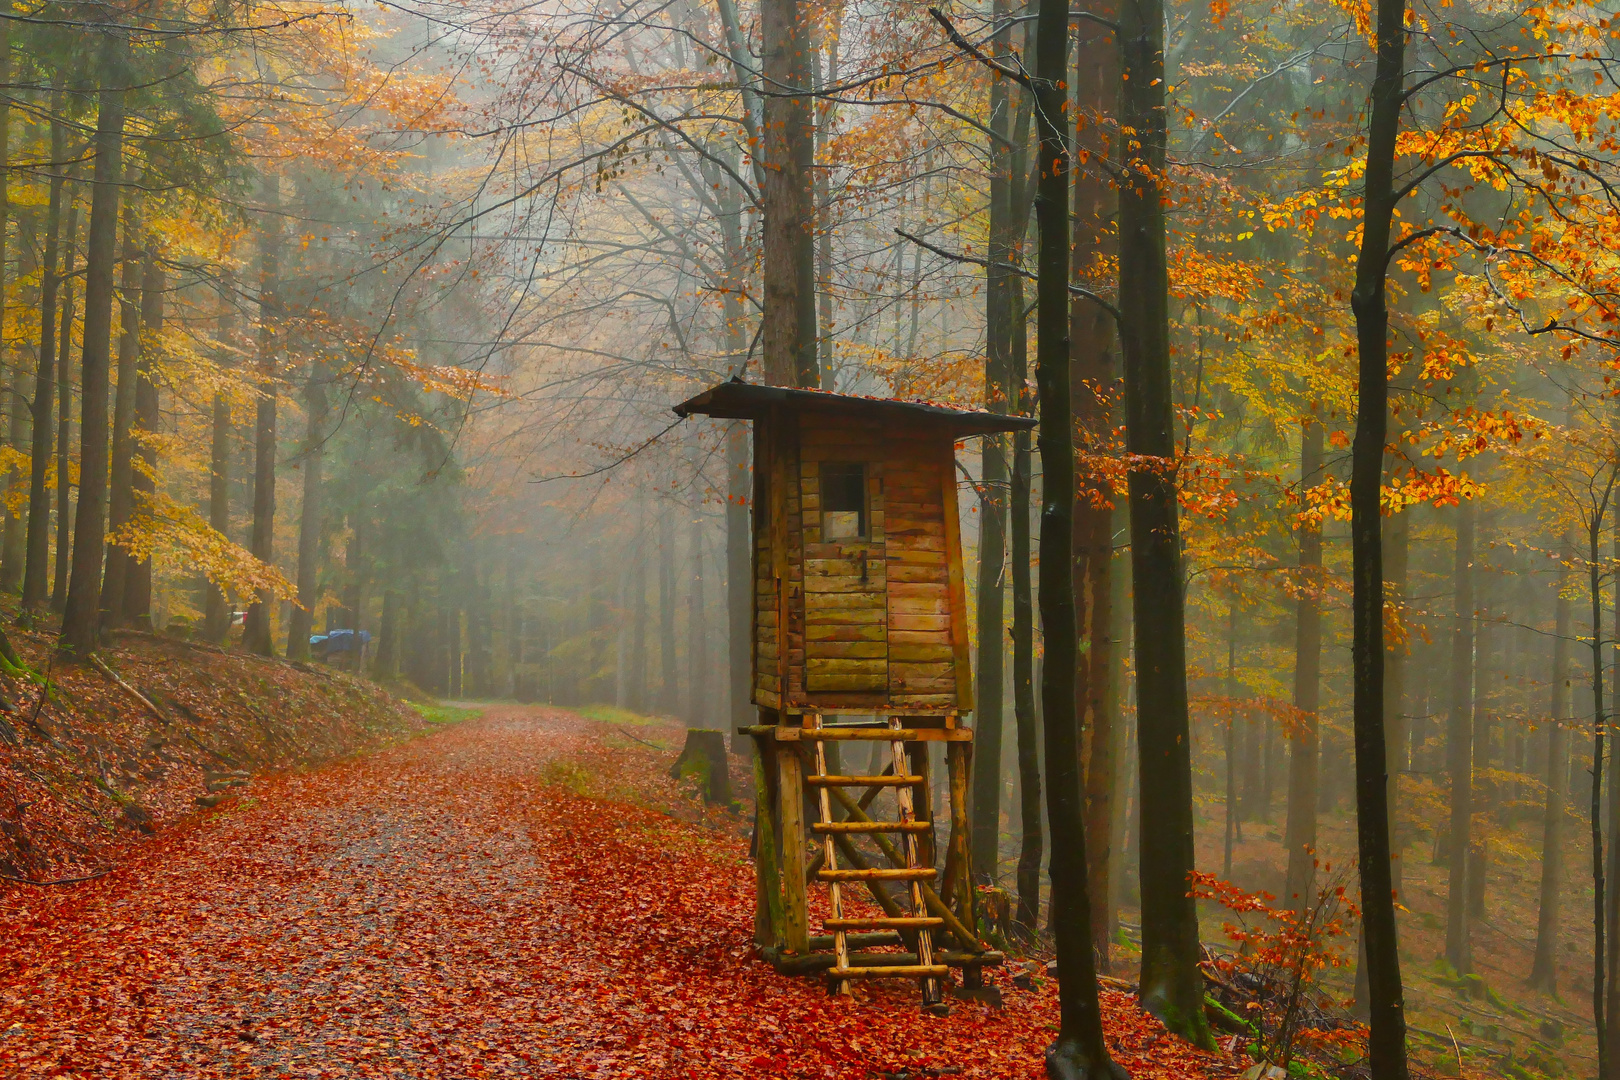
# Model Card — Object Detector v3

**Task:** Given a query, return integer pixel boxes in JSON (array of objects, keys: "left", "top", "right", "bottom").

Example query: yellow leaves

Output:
[{"left": 109, "top": 492, "right": 299, "bottom": 606}]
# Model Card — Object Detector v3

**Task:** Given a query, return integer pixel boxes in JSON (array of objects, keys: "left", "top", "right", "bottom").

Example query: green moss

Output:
[{"left": 409, "top": 702, "right": 484, "bottom": 726}]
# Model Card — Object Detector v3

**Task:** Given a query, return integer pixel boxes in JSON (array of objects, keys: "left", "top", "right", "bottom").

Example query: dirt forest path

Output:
[{"left": 0, "top": 705, "right": 1231, "bottom": 1080}]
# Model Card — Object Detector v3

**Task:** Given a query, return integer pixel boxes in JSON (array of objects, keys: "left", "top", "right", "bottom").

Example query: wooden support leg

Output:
[
  {"left": 944, "top": 740, "right": 977, "bottom": 943},
  {"left": 909, "top": 742, "right": 937, "bottom": 870},
  {"left": 751, "top": 733, "right": 784, "bottom": 949},
  {"left": 778, "top": 739, "right": 810, "bottom": 955}
]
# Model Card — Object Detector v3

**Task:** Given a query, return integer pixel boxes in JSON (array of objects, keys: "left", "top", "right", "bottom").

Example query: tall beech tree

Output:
[
  {"left": 243, "top": 175, "right": 281, "bottom": 657},
  {"left": 1530, "top": 535, "right": 1572, "bottom": 993},
  {"left": 1030, "top": 0, "right": 1118, "bottom": 1070},
  {"left": 1445, "top": 501, "right": 1476, "bottom": 974},
  {"left": 22, "top": 112, "right": 65, "bottom": 614},
  {"left": 1117, "top": 0, "right": 1210, "bottom": 1047},
  {"left": 1283, "top": 416, "right": 1323, "bottom": 909},
  {"left": 1346, "top": 0, "right": 1412, "bottom": 1069}
]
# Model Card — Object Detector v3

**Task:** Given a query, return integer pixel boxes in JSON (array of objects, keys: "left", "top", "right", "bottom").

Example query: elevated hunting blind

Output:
[{"left": 674, "top": 379, "right": 1033, "bottom": 1011}]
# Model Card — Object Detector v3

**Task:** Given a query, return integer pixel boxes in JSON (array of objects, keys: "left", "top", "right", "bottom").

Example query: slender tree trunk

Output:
[
  {"left": 1445, "top": 501, "right": 1475, "bottom": 974},
  {"left": 243, "top": 175, "right": 280, "bottom": 657},
  {"left": 1347, "top": 0, "right": 1412, "bottom": 1066},
  {"left": 121, "top": 248, "right": 161, "bottom": 627},
  {"left": 972, "top": 0, "right": 1017, "bottom": 890},
  {"left": 630, "top": 497, "right": 649, "bottom": 711},
  {"left": 100, "top": 202, "right": 142, "bottom": 625},
  {"left": 1117, "top": 0, "right": 1210, "bottom": 1046},
  {"left": 1035, "top": 0, "right": 1119, "bottom": 1072},
  {"left": 1071, "top": 4, "right": 1120, "bottom": 969},
  {"left": 727, "top": 423, "right": 751, "bottom": 747},
  {"left": 659, "top": 501, "right": 677, "bottom": 714},
  {"left": 1224, "top": 602, "right": 1239, "bottom": 878},
  {"left": 286, "top": 364, "right": 327, "bottom": 660},
  {"left": 59, "top": 39, "right": 128, "bottom": 656},
  {"left": 1607, "top": 514, "right": 1620, "bottom": 1067},
  {"left": 22, "top": 112, "right": 64, "bottom": 613},
  {"left": 1530, "top": 538, "right": 1572, "bottom": 992},
  {"left": 687, "top": 510, "right": 707, "bottom": 724},
  {"left": 1284, "top": 417, "right": 1324, "bottom": 909},
  {"left": 0, "top": 29, "right": 17, "bottom": 593},
  {"left": 1591, "top": 509, "right": 1610, "bottom": 1077},
  {"left": 51, "top": 200, "right": 79, "bottom": 617},
  {"left": 1384, "top": 494, "right": 1411, "bottom": 895},
  {"left": 1011, "top": 387, "right": 1039, "bottom": 937},
  {"left": 203, "top": 288, "right": 233, "bottom": 643}
]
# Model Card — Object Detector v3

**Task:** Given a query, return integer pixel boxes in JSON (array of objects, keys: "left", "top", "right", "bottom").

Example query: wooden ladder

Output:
[{"left": 807, "top": 714, "right": 946, "bottom": 1010}]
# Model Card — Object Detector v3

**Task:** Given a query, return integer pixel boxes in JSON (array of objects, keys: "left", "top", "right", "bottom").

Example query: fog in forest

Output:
[{"left": 7, "top": 0, "right": 1620, "bottom": 1074}]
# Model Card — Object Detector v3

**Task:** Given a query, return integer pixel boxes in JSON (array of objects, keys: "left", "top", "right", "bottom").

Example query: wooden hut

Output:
[{"left": 674, "top": 379, "right": 1033, "bottom": 1010}]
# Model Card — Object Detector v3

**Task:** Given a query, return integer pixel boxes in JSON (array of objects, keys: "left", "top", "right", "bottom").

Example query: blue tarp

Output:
[{"left": 310, "top": 629, "right": 372, "bottom": 655}]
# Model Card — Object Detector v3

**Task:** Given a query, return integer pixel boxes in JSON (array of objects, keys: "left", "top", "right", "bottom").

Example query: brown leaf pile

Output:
[{"left": 1, "top": 703, "right": 1246, "bottom": 1078}]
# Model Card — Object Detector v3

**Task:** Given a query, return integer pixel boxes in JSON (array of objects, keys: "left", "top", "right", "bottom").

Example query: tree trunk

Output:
[
  {"left": 1117, "top": 0, "right": 1210, "bottom": 1047},
  {"left": 50, "top": 198, "right": 79, "bottom": 617},
  {"left": 1347, "top": 0, "right": 1414, "bottom": 1065},
  {"left": 59, "top": 38, "right": 128, "bottom": 656},
  {"left": 1284, "top": 417, "right": 1323, "bottom": 909},
  {"left": 687, "top": 510, "right": 707, "bottom": 725},
  {"left": 203, "top": 289, "right": 233, "bottom": 643},
  {"left": 727, "top": 422, "right": 751, "bottom": 748},
  {"left": 100, "top": 202, "right": 143, "bottom": 626},
  {"left": 1071, "top": 3, "right": 1119, "bottom": 970},
  {"left": 659, "top": 501, "right": 677, "bottom": 714},
  {"left": 1529, "top": 539, "right": 1571, "bottom": 992},
  {"left": 121, "top": 248, "right": 161, "bottom": 627},
  {"left": 971, "top": 64, "right": 1010, "bottom": 876},
  {"left": 1384, "top": 493, "right": 1411, "bottom": 894},
  {"left": 1035, "top": 0, "right": 1118, "bottom": 1072},
  {"left": 1591, "top": 509, "right": 1610, "bottom": 1076},
  {"left": 1224, "top": 602, "right": 1239, "bottom": 878},
  {"left": 759, "top": 0, "right": 814, "bottom": 387},
  {"left": 243, "top": 174, "right": 280, "bottom": 657},
  {"left": 286, "top": 365, "right": 327, "bottom": 660},
  {"left": 630, "top": 497, "right": 649, "bottom": 711},
  {"left": 0, "top": 29, "right": 17, "bottom": 594},
  {"left": 1445, "top": 500, "right": 1475, "bottom": 974},
  {"left": 22, "top": 111, "right": 64, "bottom": 613}
]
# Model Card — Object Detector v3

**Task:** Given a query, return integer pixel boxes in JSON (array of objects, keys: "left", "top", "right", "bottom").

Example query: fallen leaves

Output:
[{"left": 0, "top": 704, "right": 1244, "bottom": 1078}]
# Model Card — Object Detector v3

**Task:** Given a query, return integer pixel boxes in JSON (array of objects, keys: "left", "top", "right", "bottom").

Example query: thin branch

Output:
[{"left": 894, "top": 228, "right": 1121, "bottom": 321}]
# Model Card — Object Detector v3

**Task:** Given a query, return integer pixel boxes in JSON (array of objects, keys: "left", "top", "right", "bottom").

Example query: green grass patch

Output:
[
  {"left": 577, "top": 704, "right": 663, "bottom": 727},
  {"left": 411, "top": 702, "right": 485, "bottom": 726}
]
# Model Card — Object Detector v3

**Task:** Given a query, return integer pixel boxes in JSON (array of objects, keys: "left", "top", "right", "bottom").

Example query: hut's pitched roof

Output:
[{"left": 673, "top": 378, "right": 1036, "bottom": 436}]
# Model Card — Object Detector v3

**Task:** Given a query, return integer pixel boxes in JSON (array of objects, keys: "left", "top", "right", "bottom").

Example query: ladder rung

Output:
[
  {"left": 805, "top": 774, "right": 923, "bottom": 787},
  {"left": 824, "top": 917, "right": 944, "bottom": 930},
  {"left": 829, "top": 965, "right": 949, "bottom": 979},
  {"left": 813, "top": 820, "right": 931, "bottom": 834},
  {"left": 816, "top": 867, "right": 936, "bottom": 882}
]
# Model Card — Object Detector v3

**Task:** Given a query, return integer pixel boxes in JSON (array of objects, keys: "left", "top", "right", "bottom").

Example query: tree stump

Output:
[{"left": 670, "top": 728, "right": 732, "bottom": 805}]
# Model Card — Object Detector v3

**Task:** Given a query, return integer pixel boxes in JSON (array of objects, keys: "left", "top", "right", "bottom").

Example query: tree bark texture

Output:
[
  {"left": 243, "top": 174, "right": 280, "bottom": 657},
  {"left": 100, "top": 202, "right": 143, "bottom": 626},
  {"left": 286, "top": 364, "right": 328, "bottom": 660},
  {"left": 759, "top": 0, "right": 815, "bottom": 387},
  {"left": 1284, "top": 417, "right": 1324, "bottom": 910},
  {"left": 122, "top": 250, "right": 161, "bottom": 627},
  {"left": 59, "top": 38, "right": 128, "bottom": 656},
  {"left": 50, "top": 198, "right": 79, "bottom": 617},
  {"left": 22, "top": 112, "right": 64, "bottom": 613},
  {"left": 1071, "top": 3, "right": 1119, "bottom": 970},
  {"left": 972, "top": 27, "right": 1012, "bottom": 877},
  {"left": 1117, "top": 0, "right": 1210, "bottom": 1047},
  {"left": 203, "top": 290, "right": 233, "bottom": 643},
  {"left": 1034, "top": 0, "right": 1120, "bottom": 1074},
  {"left": 1530, "top": 539, "right": 1572, "bottom": 992},
  {"left": 1347, "top": 0, "right": 1413, "bottom": 1065},
  {"left": 727, "top": 423, "right": 752, "bottom": 748},
  {"left": 1445, "top": 501, "right": 1474, "bottom": 974}
]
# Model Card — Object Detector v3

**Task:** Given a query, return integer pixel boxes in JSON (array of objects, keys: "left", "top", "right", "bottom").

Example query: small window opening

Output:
[{"left": 822, "top": 462, "right": 867, "bottom": 541}]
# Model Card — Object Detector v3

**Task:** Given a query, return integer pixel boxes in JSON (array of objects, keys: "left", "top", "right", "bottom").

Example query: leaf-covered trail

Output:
[{"left": 0, "top": 705, "right": 1237, "bottom": 1079}]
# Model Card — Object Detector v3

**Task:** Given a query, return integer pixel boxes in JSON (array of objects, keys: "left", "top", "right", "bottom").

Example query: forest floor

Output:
[{"left": 0, "top": 701, "right": 1255, "bottom": 1079}]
